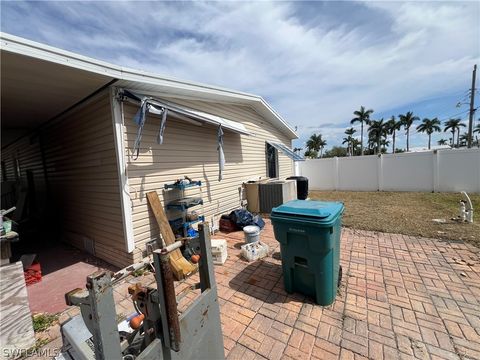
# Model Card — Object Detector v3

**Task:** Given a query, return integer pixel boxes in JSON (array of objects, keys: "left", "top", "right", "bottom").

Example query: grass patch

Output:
[
  {"left": 31, "top": 338, "right": 50, "bottom": 350},
  {"left": 14, "top": 338, "right": 52, "bottom": 359},
  {"left": 309, "top": 191, "right": 480, "bottom": 246},
  {"left": 132, "top": 268, "right": 149, "bottom": 277},
  {"left": 32, "top": 313, "right": 58, "bottom": 332}
]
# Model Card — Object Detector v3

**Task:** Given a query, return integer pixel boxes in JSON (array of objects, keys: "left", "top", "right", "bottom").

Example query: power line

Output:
[{"left": 437, "top": 109, "right": 471, "bottom": 122}]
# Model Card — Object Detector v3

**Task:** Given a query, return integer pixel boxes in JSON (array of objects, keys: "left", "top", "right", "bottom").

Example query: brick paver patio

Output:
[
  {"left": 213, "top": 220, "right": 480, "bottom": 360},
  {"left": 33, "top": 219, "right": 480, "bottom": 359}
]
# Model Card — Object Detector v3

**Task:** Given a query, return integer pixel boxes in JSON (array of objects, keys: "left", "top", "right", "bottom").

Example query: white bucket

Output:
[{"left": 243, "top": 225, "right": 261, "bottom": 243}]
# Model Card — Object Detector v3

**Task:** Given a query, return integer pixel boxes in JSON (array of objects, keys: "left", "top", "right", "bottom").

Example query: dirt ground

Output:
[{"left": 309, "top": 191, "right": 480, "bottom": 247}]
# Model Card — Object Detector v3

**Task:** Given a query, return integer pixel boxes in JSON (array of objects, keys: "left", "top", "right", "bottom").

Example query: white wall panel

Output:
[
  {"left": 382, "top": 152, "right": 433, "bottom": 192},
  {"left": 299, "top": 158, "right": 335, "bottom": 190},
  {"left": 298, "top": 149, "right": 480, "bottom": 193},
  {"left": 437, "top": 149, "right": 480, "bottom": 193},
  {"left": 337, "top": 156, "right": 378, "bottom": 191}
]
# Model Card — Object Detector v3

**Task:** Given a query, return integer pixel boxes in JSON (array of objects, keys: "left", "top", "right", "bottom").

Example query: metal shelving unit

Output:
[{"left": 164, "top": 180, "right": 204, "bottom": 237}]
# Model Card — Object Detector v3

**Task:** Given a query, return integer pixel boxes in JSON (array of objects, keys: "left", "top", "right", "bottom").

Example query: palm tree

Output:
[
  {"left": 386, "top": 116, "right": 402, "bottom": 154},
  {"left": 367, "top": 132, "right": 376, "bottom": 153},
  {"left": 474, "top": 123, "right": 480, "bottom": 134},
  {"left": 380, "top": 138, "right": 390, "bottom": 153},
  {"left": 399, "top": 111, "right": 419, "bottom": 152},
  {"left": 444, "top": 119, "right": 458, "bottom": 147},
  {"left": 459, "top": 133, "right": 469, "bottom": 147},
  {"left": 472, "top": 123, "right": 480, "bottom": 148},
  {"left": 306, "top": 133, "right": 327, "bottom": 158},
  {"left": 318, "top": 138, "right": 327, "bottom": 158},
  {"left": 367, "top": 119, "right": 388, "bottom": 154},
  {"left": 351, "top": 138, "right": 361, "bottom": 156},
  {"left": 351, "top": 106, "right": 374, "bottom": 156},
  {"left": 306, "top": 134, "right": 321, "bottom": 157},
  {"left": 345, "top": 127, "right": 356, "bottom": 136},
  {"left": 342, "top": 137, "right": 351, "bottom": 156},
  {"left": 293, "top": 147, "right": 302, "bottom": 154},
  {"left": 343, "top": 127, "right": 356, "bottom": 156},
  {"left": 444, "top": 118, "right": 466, "bottom": 148},
  {"left": 304, "top": 149, "right": 318, "bottom": 159},
  {"left": 416, "top": 117, "right": 441, "bottom": 150},
  {"left": 437, "top": 139, "right": 448, "bottom": 146},
  {"left": 456, "top": 124, "right": 466, "bottom": 147}
]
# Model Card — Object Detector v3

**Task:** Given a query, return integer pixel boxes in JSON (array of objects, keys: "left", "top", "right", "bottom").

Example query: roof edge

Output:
[{"left": 0, "top": 32, "right": 298, "bottom": 139}]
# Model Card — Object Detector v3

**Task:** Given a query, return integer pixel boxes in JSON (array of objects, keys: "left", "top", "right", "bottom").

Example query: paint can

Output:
[{"left": 243, "top": 225, "right": 260, "bottom": 244}]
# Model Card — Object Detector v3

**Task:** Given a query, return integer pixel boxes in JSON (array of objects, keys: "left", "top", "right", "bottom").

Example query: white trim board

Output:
[{"left": 110, "top": 87, "right": 135, "bottom": 253}]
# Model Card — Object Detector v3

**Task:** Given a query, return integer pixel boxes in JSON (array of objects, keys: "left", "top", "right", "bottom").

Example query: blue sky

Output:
[{"left": 1, "top": 1, "right": 479, "bottom": 151}]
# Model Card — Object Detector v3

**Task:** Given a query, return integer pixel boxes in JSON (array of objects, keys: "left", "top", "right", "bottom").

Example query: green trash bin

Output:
[{"left": 271, "top": 200, "right": 344, "bottom": 306}]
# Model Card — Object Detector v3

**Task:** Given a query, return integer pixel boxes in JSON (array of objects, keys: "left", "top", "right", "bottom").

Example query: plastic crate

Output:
[
  {"left": 24, "top": 262, "right": 42, "bottom": 286},
  {"left": 211, "top": 239, "right": 227, "bottom": 265},
  {"left": 240, "top": 242, "right": 269, "bottom": 262}
]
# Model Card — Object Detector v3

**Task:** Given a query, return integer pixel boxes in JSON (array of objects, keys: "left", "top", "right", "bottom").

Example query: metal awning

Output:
[
  {"left": 120, "top": 89, "right": 250, "bottom": 135},
  {"left": 120, "top": 89, "right": 244, "bottom": 181},
  {"left": 267, "top": 141, "right": 304, "bottom": 161}
]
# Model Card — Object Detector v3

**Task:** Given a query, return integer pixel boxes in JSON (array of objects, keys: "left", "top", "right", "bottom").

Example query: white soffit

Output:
[
  {"left": 1, "top": 33, "right": 115, "bottom": 130},
  {"left": 0, "top": 50, "right": 113, "bottom": 129}
]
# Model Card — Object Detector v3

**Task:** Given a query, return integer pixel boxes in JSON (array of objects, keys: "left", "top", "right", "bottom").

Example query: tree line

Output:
[{"left": 300, "top": 106, "right": 480, "bottom": 158}]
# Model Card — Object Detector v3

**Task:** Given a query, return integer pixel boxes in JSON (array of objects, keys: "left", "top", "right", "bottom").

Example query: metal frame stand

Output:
[{"left": 62, "top": 222, "right": 224, "bottom": 360}]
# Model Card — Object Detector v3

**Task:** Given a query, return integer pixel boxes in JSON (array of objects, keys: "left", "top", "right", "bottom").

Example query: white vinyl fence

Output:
[{"left": 297, "top": 148, "right": 480, "bottom": 193}]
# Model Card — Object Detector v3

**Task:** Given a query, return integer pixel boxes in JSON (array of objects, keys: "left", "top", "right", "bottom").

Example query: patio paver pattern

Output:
[
  {"left": 35, "top": 220, "right": 480, "bottom": 359},
  {"left": 214, "top": 220, "right": 480, "bottom": 360}
]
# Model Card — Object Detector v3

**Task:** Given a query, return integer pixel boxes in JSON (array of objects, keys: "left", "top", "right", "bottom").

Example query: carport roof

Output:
[{"left": 0, "top": 32, "right": 298, "bottom": 141}]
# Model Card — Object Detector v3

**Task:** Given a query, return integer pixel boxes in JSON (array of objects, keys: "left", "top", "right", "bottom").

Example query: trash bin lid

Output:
[
  {"left": 271, "top": 200, "right": 343, "bottom": 220},
  {"left": 286, "top": 176, "right": 308, "bottom": 181}
]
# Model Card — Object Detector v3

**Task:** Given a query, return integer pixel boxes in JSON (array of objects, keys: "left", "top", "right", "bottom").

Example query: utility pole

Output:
[{"left": 467, "top": 64, "right": 477, "bottom": 148}]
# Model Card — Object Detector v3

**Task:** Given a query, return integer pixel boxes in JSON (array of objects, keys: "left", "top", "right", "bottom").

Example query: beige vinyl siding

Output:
[
  {"left": 122, "top": 98, "right": 294, "bottom": 262},
  {"left": 1, "top": 92, "right": 130, "bottom": 268}
]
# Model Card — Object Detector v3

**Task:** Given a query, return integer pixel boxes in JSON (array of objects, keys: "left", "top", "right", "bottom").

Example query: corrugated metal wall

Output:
[
  {"left": 1, "top": 92, "right": 130, "bottom": 268},
  {"left": 122, "top": 98, "right": 294, "bottom": 262}
]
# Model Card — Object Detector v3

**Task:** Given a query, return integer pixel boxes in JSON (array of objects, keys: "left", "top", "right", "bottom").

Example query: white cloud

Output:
[{"left": 1, "top": 1, "right": 479, "bottom": 149}]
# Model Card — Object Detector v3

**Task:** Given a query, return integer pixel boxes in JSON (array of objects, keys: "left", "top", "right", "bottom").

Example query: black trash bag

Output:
[
  {"left": 252, "top": 215, "right": 265, "bottom": 230},
  {"left": 229, "top": 209, "right": 254, "bottom": 229},
  {"left": 229, "top": 209, "right": 265, "bottom": 230}
]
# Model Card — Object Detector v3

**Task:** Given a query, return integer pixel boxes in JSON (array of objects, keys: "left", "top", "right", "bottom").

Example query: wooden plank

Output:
[
  {"left": 0, "top": 262, "right": 35, "bottom": 355},
  {"left": 146, "top": 191, "right": 176, "bottom": 246},
  {"left": 146, "top": 191, "right": 196, "bottom": 279}
]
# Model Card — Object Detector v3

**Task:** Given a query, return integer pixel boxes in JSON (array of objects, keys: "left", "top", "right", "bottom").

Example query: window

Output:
[{"left": 266, "top": 143, "right": 278, "bottom": 178}]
